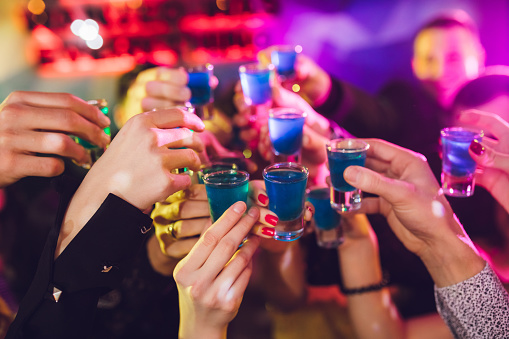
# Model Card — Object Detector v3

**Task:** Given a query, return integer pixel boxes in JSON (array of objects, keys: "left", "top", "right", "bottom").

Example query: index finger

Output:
[
  {"left": 458, "top": 109, "right": 509, "bottom": 140},
  {"left": 147, "top": 108, "right": 205, "bottom": 132},
  {"left": 5, "top": 91, "right": 109, "bottom": 128}
]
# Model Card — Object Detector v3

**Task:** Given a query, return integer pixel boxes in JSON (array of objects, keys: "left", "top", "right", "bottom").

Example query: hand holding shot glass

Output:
[
  {"left": 238, "top": 62, "right": 274, "bottom": 107},
  {"left": 440, "top": 127, "right": 483, "bottom": 197},
  {"left": 263, "top": 162, "right": 308, "bottom": 241},
  {"left": 268, "top": 107, "right": 306, "bottom": 163},
  {"left": 327, "top": 139, "right": 369, "bottom": 212}
]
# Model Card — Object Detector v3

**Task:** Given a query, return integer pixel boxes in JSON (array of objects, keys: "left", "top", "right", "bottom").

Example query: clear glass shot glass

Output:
[
  {"left": 203, "top": 170, "right": 250, "bottom": 223},
  {"left": 271, "top": 45, "right": 302, "bottom": 82},
  {"left": 263, "top": 162, "right": 309, "bottom": 241},
  {"left": 268, "top": 108, "right": 306, "bottom": 163},
  {"left": 306, "top": 187, "right": 344, "bottom": 248},
  {"left": 327, "top": 138, "right": 369, "bottom": 212},
  {"left": 187, "top": 64, "right": 214, "bottom": 120},
  {"left": 238, "top": 62, "right": 274, "bottom": 106},
  {"left": 440, "top": 127, "right": 484, "bottom": 197}
]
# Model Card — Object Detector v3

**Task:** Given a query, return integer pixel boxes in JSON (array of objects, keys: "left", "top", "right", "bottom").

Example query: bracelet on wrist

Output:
[{"left": 339, "top": 272, "right": 389, "bottom": 296}]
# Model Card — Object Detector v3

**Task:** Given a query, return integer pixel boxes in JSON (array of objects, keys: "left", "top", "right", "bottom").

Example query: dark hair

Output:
[
  {"left": 454, "top": 73, "right": 509, "bottom": 109},
  {"left": 416, "top": 10, "right": 480, "bottom": 39},
  {"left": 116, "top": 62, "right": 158, "bottom": 101}
]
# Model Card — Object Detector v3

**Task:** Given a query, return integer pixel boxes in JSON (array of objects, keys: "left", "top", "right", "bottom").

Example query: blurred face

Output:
[{"left": 412, "top": 26, "right": 484, "bottom": 107}]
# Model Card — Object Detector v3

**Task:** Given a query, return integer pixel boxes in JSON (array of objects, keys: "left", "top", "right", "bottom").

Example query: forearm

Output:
[
  {"left": 339, "top": 238, "right": 405, "bottom": 339},
  {"left": 257, "top": 242, "right": 307, "bottom": 311}
]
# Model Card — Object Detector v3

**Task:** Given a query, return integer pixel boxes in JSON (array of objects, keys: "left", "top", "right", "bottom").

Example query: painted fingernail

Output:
[
  {"left": 261, "top": 227, "right": 275, "bottom": 237},
  {"left": 265, "top": 214, "right": 278, "bottom": 226},
  {"left": 469, "top": 139, "right": 485, "bottom": 156},
  {"left": 258, "top": 194, "right": 268, "bottom": 205}
]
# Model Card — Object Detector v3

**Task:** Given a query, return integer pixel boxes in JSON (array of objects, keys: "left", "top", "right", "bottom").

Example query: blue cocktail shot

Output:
[
  {"left": 441, "top": 127, "right": 483, "bottom": 197},
  {"left": 327, "top": 139, "right": 369, "bottom": 212},
  {"left": 187, "top": 64, "right": 213, "bottom": 106},
  {"left": 203, "top": 170, "right": 249, "bottom": 222},
  {"left": 239, "top": 63, "right": 274, "bottom": 106},
  {"left": 197, "top": 162, "right": 238, "bottom": 184},
  {"left": 263, "top": 163, "right": 308, "bottom": 241},
  {"left": 307, "top": 187, "right": 344, "bottom": 248},
  {"left": 271, "top": 45, "right": 302, "bottom": 81},
  {"left": 268, "top": 108, "right": 306, "bottom": 163}
]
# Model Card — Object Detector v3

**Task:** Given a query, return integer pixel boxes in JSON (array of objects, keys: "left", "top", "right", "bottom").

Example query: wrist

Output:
[
  {"left": 418, "top": 219, "right": 485, "bottom": 287},
  {"left": 179, "top": 323, "right": 227, "bottom": 339}
]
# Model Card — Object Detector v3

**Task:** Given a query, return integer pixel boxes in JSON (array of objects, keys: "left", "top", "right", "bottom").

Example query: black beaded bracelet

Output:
[{"left": 340, "top": 273, "right": 390, "bottom": 295}]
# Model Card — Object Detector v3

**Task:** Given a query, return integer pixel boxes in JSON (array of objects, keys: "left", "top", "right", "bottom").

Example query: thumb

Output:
[
  {"left": 344, "top": 166, "right": 410, "bottom": 204},
  {"left": 469, "top": 140, "right": 509, "bottom": 171}
]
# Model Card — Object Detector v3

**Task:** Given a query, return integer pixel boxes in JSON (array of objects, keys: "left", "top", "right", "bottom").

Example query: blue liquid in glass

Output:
[
  {"left": 188, "top": 72, "right": 212, "bottom": 106},
  {"left": 205, "top": 172, "right": 249, "bottom": 222},
  {"left": 442, "top": 131, "right": 479, "bottom": 177},
  {"left": 269, "top": 113, "right": 305, "bottom": 155},
  {"left": 307, "top": 188, "right": 341, "bottom": 231},
  {"left": 271, "top": 49, "right": 297, "bottom": 78},
  {"left": 328, "top": 150, "right": 366, "bottom": 192},
  {"left": 264, "top": 169, "right": 307, "bottom": 221},
  {"left": 239, "top": 69, "right": 272, "bottom": 105}
]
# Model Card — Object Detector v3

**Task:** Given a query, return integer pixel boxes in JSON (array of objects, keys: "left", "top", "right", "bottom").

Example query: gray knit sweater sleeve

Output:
[{"left": 435, "top": 263, "right": 509, "bottom": 338}]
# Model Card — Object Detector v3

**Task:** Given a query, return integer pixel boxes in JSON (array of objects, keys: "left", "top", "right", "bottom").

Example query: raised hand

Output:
[{"left": 0, "top": 91, "right": 111, "bottom": 187}]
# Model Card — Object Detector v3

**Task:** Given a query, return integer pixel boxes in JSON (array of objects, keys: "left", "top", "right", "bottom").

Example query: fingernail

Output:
[
  {"left": 265, "top": 214, "right": 278, "bottom": 226},
  {"left": 99, "top": 114, "right": 110, "bottom": 127},
  {"left": 248, "top": 207, "right": 258, "bottom": 217},
  {"left": 258, "top": 194, "right": 268, "bottom": 205},
  {"left": 261, "top": 227, "right": 275, "bottom": 237},
  {"left": 469, "top": 139, "right": 485, "bottom": 156},
  {"left": 233, "top": 201, "right": 245, "bottom": 214}
]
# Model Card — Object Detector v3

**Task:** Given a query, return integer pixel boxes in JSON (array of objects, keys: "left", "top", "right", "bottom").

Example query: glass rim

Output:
[
  {"left": 239, "top": 62, "right": 275, "bottom": 73},
  {"left": 326, "top": 138, "right": 370, "bottom": 153},
  {"left": 187, "top": 63, "right": 214, "bottom": 72},
  {"left": 268, "top": 107, "right": 307, "bottom": 118},
  {"left": 272, "top": 45, "right": 303, "bottom": 54},
  {"left": 203, "top": 170, "right": 249, "bottom": 186},
  {"left": 262, "top": 162, "right": 309, "bottom": 183},
  {"left": 440, "top": 126, "right": 484, "bottom": 138}
]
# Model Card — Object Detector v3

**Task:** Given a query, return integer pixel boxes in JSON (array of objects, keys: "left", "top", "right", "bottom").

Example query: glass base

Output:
[
  {"left": 194, "top": 103, "right": 214, "bottom": 120},
  {"left": 315, "top": 227, "right": 344, "bottom": 249},
  {"left": 442, "top": 172, "right": 475, "bottom": 197},
  {"left": 330, "top": 187, "right": 362, "bottom": 212},
  {"left": 272, "top": 152, "right": 300, "bottom": 164},
  {"left": 274, "top": 218, "right": 304, "bottom": 242}
]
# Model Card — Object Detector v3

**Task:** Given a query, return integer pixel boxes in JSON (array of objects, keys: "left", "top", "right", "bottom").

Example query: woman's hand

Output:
[{"left": 173, "top": 201, "right": 261, "bottom": 339}]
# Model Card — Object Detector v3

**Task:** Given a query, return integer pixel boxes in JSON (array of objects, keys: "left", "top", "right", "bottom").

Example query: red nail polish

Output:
[
  {"left": 258, "top": 194, "right": 268, "bottom": 205},
  {"left": 469, "top": 140, "right": 484, "bottom": 156},
  {"left": 265, "top": 214, "right": 278, "bottom": 226},
  {"left": 261, "top": 227, "right": 275, "bottom": 237}
]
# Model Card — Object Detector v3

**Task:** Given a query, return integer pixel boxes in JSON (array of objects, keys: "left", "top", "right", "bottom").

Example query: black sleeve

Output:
[
  {"left": 314, "top": 76, "right": 401, "bottom": 141},
  {"left": 6, "top": 189, "right": 153, "bottom": 339}
]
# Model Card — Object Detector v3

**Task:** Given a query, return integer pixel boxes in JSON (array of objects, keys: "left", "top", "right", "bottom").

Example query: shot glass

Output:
[
  {"left": 187, "top": 64, "right": 213, "bottom": 106},
  {"left": 203, "top": 170, "right": 250, "bottom": 223},
  {"left": 263, "top": 162, "right": 309, "bottom": 241},
  {"left": 327, "top": 139, "right": 369, "bottom": 212},
  {"left": 268, "top": 108, "right": 306, "bottom": 163},
  {"left": 271, "top": 45, "right": 302, "bottom": 82},
  {"left": 73, "top": 99, "right": 110, "bottom": 169},
  {"left": 187, "top": 64, "right": 214, "bottom": 120},
  {"left": 440, "top": 127, "right": 484, "bottom": 197},
  {"left": 306, "top": 187, "right": 344, "bottom": 248},
  {"left": 238, "top": 62, "right": 274, "bottom": 106}
]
